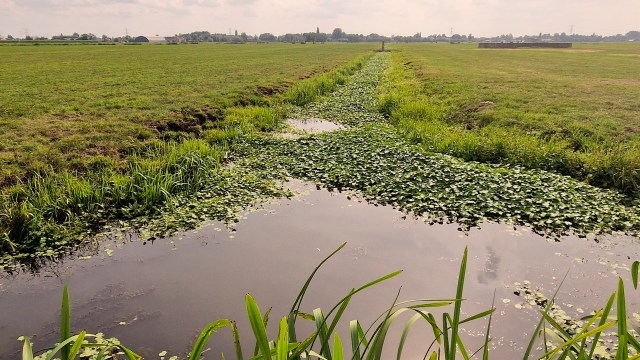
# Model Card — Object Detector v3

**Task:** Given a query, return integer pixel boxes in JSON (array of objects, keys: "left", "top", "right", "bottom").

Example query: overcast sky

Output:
[{"left": 0, "top": 0, "right": 638, "bottom": 38}]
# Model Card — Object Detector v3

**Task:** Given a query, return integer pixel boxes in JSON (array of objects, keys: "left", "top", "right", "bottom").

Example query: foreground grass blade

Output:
[
  {"left": 114, "top": 344, "right": 142, "bottom": 360},
  {"left": 288, "top": 242, "right": 346, "bottom": 359},
  {"left": 327, "top": 290, "right": 353, "bottom": 342},
  {"left": 43, "top": 336, "right": 80, "bottom": 360},
  {"left": 333, "top": 332, "right": 344, "bottom": 360},
  {"left": 290, "top": 331, "right": 318, "bottom": 359},
  {"left": 21, "top": 336, "right": 33, "bottom": 360},
  {"left": 68, "top": 330, "right": 86, "bottom": 360},
  {"left": 449, "top": 246, "right": 468, "bottom": 359},
  {"left": 231, "top": 320, "right": 244, "bottom": 360},
  {"left": 190, "top": 319, "right": 232, "bottom": 360},
  {"left": 289, "top": 242, "right": 347, "bottom": 315},
  {"left": 365, "top": 289, "right": 402, "bottom": 360},
  {"left": 246, "top": 294, "right": 272, "bottom": 359},
  {"left": 616, "top": 277, "right": 628, "bottom": 359},
  {"left": 276, "top": 317, "right": 289, "bottom": 360},
  {"left": 540, "top": 320, "right": 615, "bottom": 359},
  {"left": 483, "top": 290, "right": 496, "bottom": 360},
  {"left": 588, "top": 292, "right": 615, "bottom": 359},
  {"left": 313, "top": 308, "right": 332, "bottom": 360},
  {"left": 632, "top": 261, "right": 639, "bottom": 290},
  {"left": 523, "top": 269, "right": 570, "bottom": 359},
  {"left": 442, "top": 314, "right": 450, "bottom": 359},
  {"left": 61, "top": 281, "right": 71, "bottom": 360},
  {"left": 350, "top": 320, "right": 366, "bottom": 360},
  {"left": 397, "top": 313, "right": 422, "bottom": 360}
]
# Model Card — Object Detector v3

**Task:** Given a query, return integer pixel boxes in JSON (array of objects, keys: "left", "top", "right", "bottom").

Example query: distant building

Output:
[{"left": 133, "top": 36, "right": 173, "bottom": 43}]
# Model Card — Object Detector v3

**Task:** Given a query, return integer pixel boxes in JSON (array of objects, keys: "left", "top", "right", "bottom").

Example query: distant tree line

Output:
[
  {"left": 170, "top": 29, "right": 640, "bottom": 44},
  {"left": 1, "top": 29, "right": 639, "bottom": 43}
]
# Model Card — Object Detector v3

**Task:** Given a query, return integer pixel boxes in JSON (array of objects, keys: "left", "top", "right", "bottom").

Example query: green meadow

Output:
[
  {"left": 380, "top": 43, "right": 640, "bottom": 195},
  {"left": 2, "top": 41, "right": 640, "bottom": 266},
  {"left": 4, "top": 42, "right": 640, "bottom": 360},
  {"left": 0, "top": 42, "right": 376, "bottom": 185}
]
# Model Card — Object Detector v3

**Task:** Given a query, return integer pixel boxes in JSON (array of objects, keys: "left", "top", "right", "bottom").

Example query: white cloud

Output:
[{"left": 1, "top": 0, "right": 638, "bottom": 37}]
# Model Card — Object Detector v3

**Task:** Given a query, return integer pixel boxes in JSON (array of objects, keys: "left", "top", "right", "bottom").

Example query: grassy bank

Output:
[
  {"left": 0, "top": 47, "right": 374, "bottom": 269},
  {"left": 0, "top": 42, "right": 376, "bottom": 186},
  {"left": 379, "top": 43, "right": 640, "bottom": 196}
]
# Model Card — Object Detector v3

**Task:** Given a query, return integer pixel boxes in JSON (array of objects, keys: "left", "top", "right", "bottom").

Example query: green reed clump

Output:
[
  {"left": 284, "top": 54, "right": 371, "bottom": 106},
  {"left": 0, "top": 139, "right": 226, "bottom": 257}
]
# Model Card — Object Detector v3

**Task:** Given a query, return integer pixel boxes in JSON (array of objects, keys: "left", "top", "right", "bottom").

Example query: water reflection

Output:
[
  {"left": 477, "top": 246, "right": 500, "bottom": 284},
  {"left": 1, "top": 181, "right": 638, "bottom": 359},
  {"left": 286, "top": 118, "right": 344, "bottom": 133}
]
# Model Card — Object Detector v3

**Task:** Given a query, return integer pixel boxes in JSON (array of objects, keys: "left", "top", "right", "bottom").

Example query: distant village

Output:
[{"left": 1, "top": 29, "right": 638, "bottom": 44}]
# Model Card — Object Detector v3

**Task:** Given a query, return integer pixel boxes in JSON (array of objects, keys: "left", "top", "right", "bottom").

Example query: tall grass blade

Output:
[
  {"left": 114, "top": 344, "right": 142, "bottom": 360},
  {"left": 627, "top": 331, "right": 640, "bottom": 352},
  {"left": 397, "top": 313, "right": 422, "bottom": 360},
  {"left": 231, "top": 320, "right": 244, "bottom": 360},
  {"left": 459, "top": 309, "right": 495, "bottom": 325},
  {"left": 289, "top": 242, "right": 346, "bottom": 359},
  {"left": 276, "top": 317, "right": 289, "bottom": 360},
  {"left": 632, "top": 261, "right": 639, "bottom": 290},
  {"left": 290, "top": 331, "right": 318, "bottom": 359},
  {"left": 43, "top": 336, "right": 80, "bottom": 360},
  {"left": 449, "top": 246, "right": 468, "bottom": 359},
  {"left": 246, "top": 294, "right": 272, "bottom": 359},
  {"left": 350, "top": 320, "right": 366, "bottom": 360},
  {"left": 588, "top": 292, "right": 615, "bottom": 359},
  {"left": 365, "top": 287, "right": 402, "bottom": 360},
  {"left": 483, "top": 290, "right": 496, "bottom": 360},
  {"left": 255, "top": 308, "right": 272, "bottom": 357},
  {"left": 327, "top": 290, "right": 354, "bottom": 343},
  {"left": 333, "top": 332, "right": 344, "bottom": 360},
  {"left": 540, "top": 320, "right": 615, "bottom": 359},
  {"left": 310, "top": 270, "right": 403, "bottom": 357},
  {"left": 289, "top": 242, "right": 346, "bottom": 315},
  {"left": 523, "top": 269, "right": 570, "bottom": 359},
  {"left": 68, "top": 330, "right": 86, "bottom": 360},
  {"left": 616, "top": 277, "right": 628, "bottom": 359},
  {"left": 189, "top": 319, "right": 232, "bottom": 360},
  {"left": 313, "top": 308, "right": 332, "bottom": 360},
  {"left": 21, "top": 336, "right": 33, "bottom": 360},
  {"left": 442, "top": 314, "right": 450, "bottom": 360},
  {"left": 61, "top": 281, "right": 71, "bottom": 360}
]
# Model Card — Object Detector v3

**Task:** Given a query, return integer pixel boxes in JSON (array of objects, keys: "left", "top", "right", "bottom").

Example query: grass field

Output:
[
  {"left": 0, "top": 42, "right": 376, "bottom": 185},
  {"left": 380, "top": 43, "right": 640, "bottom": 195},
  {"left": 2, "top": 41, "right": 640, "bottom": 268},
  {"left": 0, "top": 42, "right": 377, "bottom": 264}
]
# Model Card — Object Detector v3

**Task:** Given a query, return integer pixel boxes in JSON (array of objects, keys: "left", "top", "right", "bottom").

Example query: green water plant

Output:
[
  {"left": 20, "top": 282, "right": 141, "bottom": 360},
  {"left": 21, "top": 244, "right": 494, "bottom": 359}
]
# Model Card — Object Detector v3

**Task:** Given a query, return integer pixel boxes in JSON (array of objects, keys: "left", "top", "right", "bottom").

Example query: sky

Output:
[{"left": 0, "top": 0, "right": 638, "bottom": 38}]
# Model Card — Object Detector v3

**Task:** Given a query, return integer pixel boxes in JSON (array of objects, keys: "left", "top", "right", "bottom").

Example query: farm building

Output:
[{"left": 133, "top": 36, "right": 178, "bottom": 43}]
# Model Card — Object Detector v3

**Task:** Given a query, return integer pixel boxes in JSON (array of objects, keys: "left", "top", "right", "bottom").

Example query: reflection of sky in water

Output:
[
  {"left": 1, "top": 181, "right": 638, "bottom": 359},
  {"left": 286, "top": 118, "right": 344, "bottom": 133}
]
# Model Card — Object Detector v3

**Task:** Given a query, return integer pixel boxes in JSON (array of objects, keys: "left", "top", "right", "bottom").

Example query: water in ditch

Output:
[{"left": 1, "top": 180, "right": 638, "bottom": 359}]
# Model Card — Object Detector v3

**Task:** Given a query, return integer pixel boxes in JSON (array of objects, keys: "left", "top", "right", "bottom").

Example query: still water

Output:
[{"left": 1, "top": 181, "right": 639, "bottom": 359}]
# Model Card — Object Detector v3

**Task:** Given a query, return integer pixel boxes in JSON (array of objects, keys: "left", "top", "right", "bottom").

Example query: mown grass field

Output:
[
  {"left": 0, "top": 42, "right": 376, "bottom": 185},
  {"left": 381, "top": 43, "right": 640, "bottom": 195},
  {"left": 0, "top": 42, "right": 376, "bottom": 266}
]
